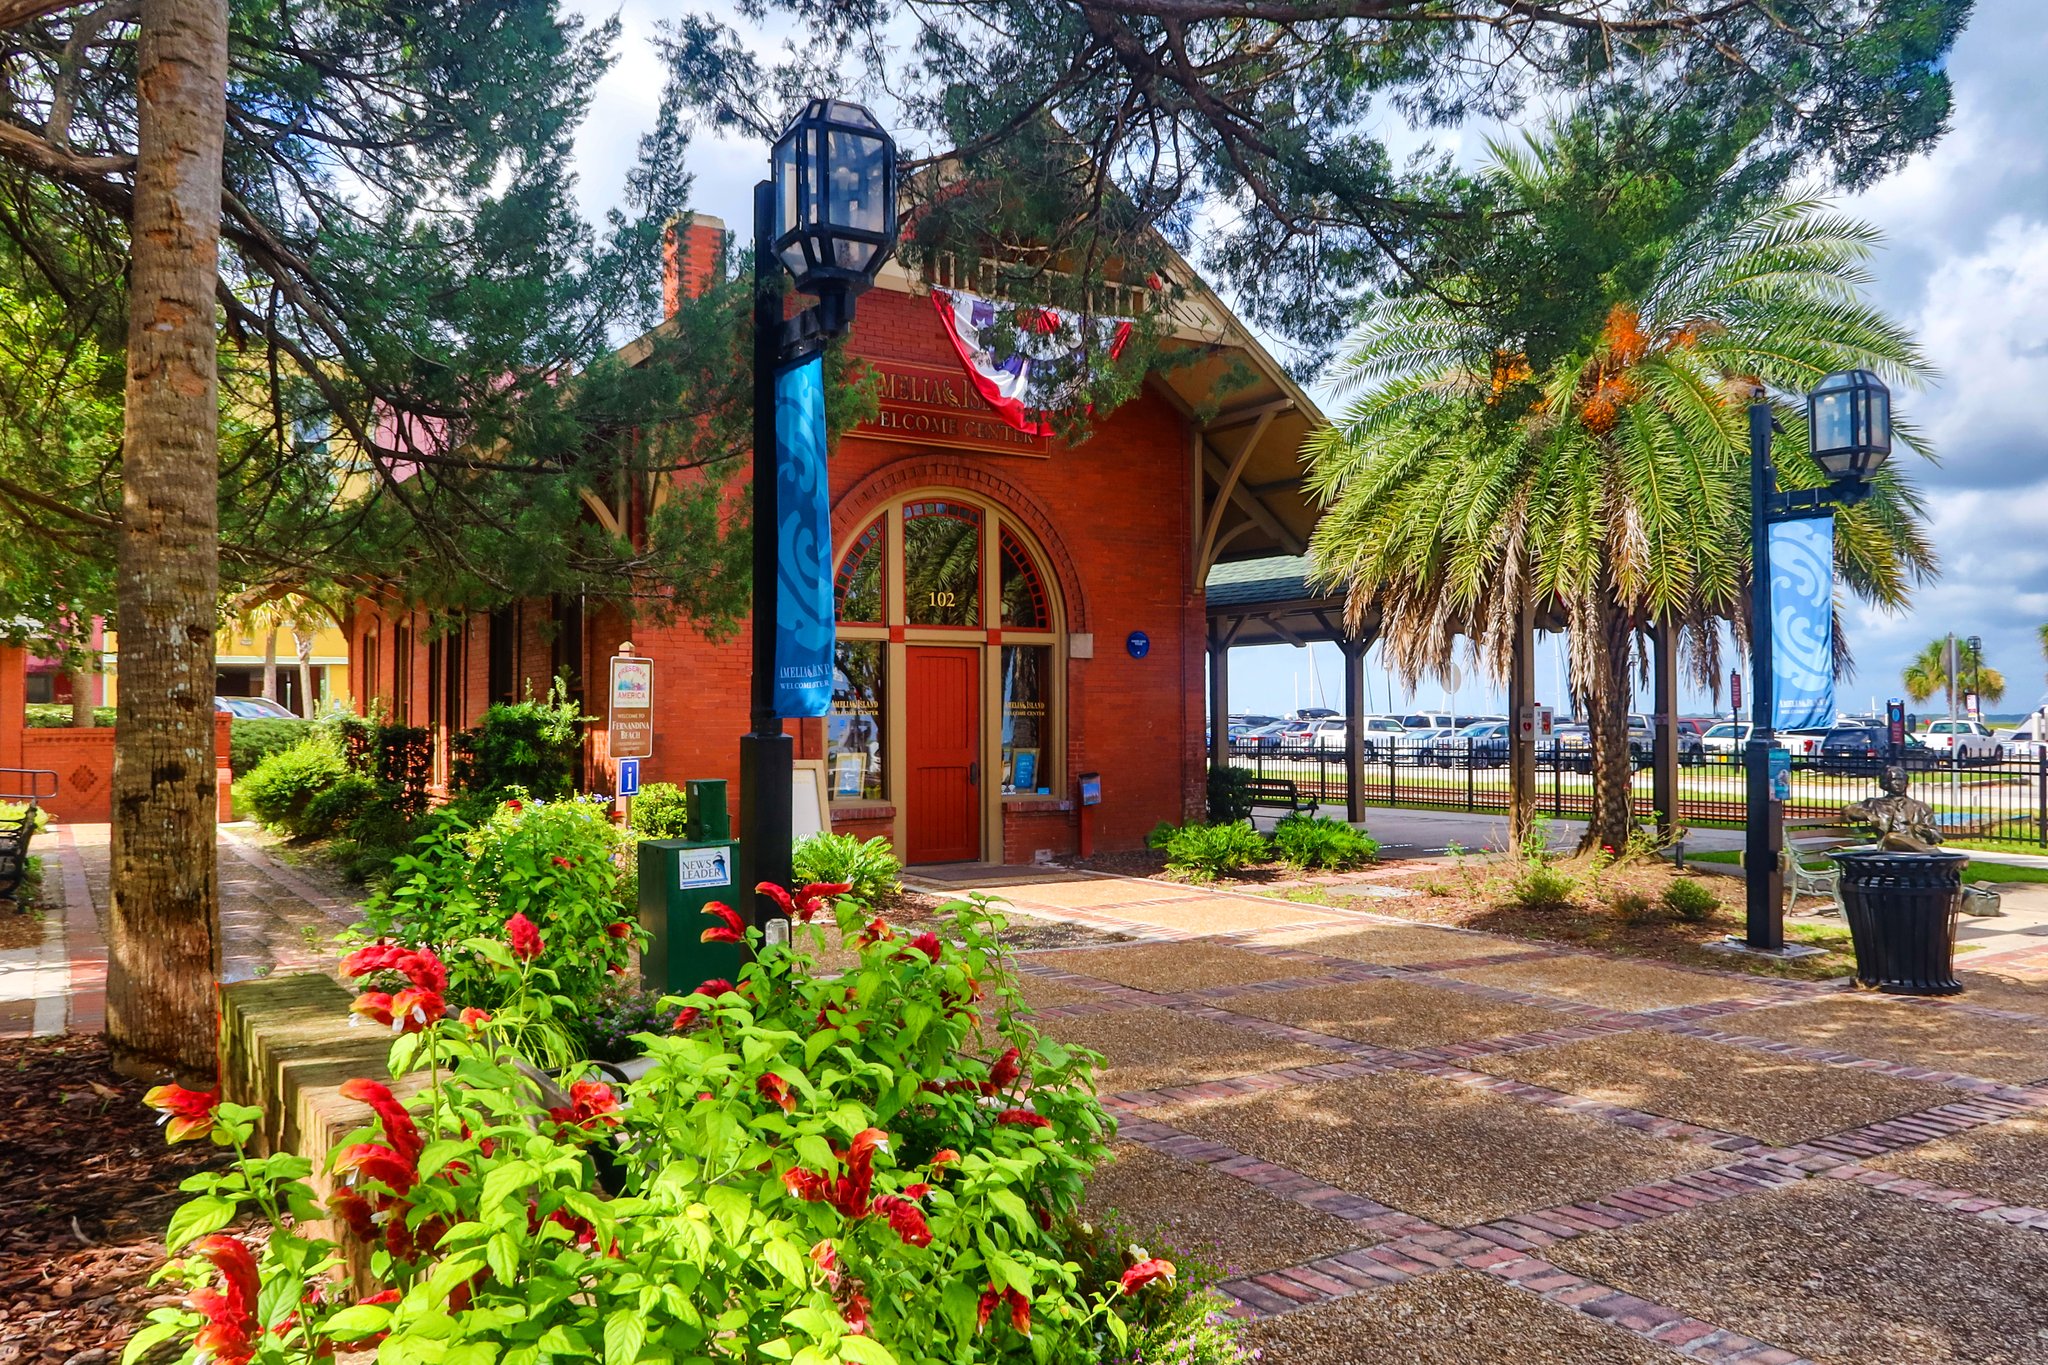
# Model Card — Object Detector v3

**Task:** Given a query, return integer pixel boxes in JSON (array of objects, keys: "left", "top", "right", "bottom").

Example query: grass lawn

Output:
[{"left": 1684, "top": 849, "right": 2048, "bottom": 884}]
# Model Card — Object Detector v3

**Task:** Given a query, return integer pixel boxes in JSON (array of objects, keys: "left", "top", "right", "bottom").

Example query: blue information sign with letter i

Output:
[{"left": 617, "top": 758, "right": 640, "bottom": 797}]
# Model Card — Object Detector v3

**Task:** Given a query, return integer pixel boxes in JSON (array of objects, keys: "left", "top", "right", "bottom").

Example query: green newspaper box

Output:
[{"left": 637, "top": 779, "right": 743, "bottom": 992}]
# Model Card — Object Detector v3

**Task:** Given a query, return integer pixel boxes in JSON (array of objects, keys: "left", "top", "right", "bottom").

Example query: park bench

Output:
[
  {"left": 1242, "top": 776, "right": 1317, "bottom": 821},
  {"left": 0, "top": 769, "right": 56, "bottom": 905},
  {"left": 1782, "top": 819, "right": 1856, "bottom": 914}
]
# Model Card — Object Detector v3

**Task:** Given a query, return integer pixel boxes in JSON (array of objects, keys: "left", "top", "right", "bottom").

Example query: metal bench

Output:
[
  {"left": 0, "top": 769, "right": 56, "bottom": 905},
  {"left": 1784, "top": 819, "right": 1857, "bottom": 914},
  {"left": 1242, "top": 777, "right": 1317, "bottom": 821}
]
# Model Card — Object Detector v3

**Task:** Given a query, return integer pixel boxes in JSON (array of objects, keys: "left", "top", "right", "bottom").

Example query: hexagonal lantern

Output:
[
  {"left": 771, "top": 98, "right": 897, "bottom": 334},
  {"left": 1807, "top": 368, "right": 1892, "bottom": 485}
]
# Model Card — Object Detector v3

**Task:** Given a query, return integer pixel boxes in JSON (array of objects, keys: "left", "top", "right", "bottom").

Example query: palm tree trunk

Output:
[
  {"left": 67, "top": 665, "right": 94, "bottom": 727},
  {"left": 294, "top": 627, "right": 315, "bottom": 717},
  {"left": 261, "top": 625, "right": 279, "bottom": 702},
  {"left": 107, "top": 0, "right": 227, "bottom": 1080},
  {"left": 1580, "top": 599, "right": 1638, "bottom": 854}
]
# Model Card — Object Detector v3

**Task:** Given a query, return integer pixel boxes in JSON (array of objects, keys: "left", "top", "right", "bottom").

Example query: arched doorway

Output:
[{"left": 829, "top": 491, "right": 1065, "bottom": 864}]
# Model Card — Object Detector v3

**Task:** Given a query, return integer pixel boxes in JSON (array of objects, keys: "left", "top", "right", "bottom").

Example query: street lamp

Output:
[
  {"left": 741, "top": 100, "right": 897, "bottom": 930},
  {"left": 1743, "top": 372, "right": 1893, "bottom": 950}
]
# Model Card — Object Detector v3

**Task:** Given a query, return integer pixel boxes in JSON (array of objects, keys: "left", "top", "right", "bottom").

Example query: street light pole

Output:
[
  {"left": 738, "top": 178, "right": 795, "bottom": 926},
  {"left": 1743, "top": 394, "right": 1785, "bottom": 949}
]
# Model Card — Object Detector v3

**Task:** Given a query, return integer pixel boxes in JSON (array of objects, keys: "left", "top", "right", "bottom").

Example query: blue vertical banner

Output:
[
  {"left": 1769, "top": 514, "right": 1835, "bottom": 730},
  {"left": 774, "top": 355, "right": 834, "bottom": 717}
]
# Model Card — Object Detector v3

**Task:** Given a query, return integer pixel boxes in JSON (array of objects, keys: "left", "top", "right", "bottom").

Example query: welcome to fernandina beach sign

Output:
[{"left": 852, "top": 361, "right": 1051, "bottom": 456}]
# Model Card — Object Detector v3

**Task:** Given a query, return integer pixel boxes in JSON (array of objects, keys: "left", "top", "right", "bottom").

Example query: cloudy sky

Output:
[{"left": 562, "top": 0, "right": 2048, "bottom": 722}]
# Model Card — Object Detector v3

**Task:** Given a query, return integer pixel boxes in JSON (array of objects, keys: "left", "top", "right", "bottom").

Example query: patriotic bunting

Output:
[{"left": 930, "top": 288, "right": 1132, "bottom": 436}]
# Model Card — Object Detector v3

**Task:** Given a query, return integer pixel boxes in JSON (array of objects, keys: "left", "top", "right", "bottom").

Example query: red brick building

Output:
[{"left": 344, "top": 217, "right": 1322, "bottom": 864}]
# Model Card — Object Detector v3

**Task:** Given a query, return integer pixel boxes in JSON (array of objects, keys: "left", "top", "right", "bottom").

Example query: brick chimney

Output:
[{"left": 662, "top": 213, "right": 727, "bottom": 318}]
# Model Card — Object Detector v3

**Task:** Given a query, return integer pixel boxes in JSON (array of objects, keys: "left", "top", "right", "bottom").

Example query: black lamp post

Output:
[
  {"left": 1743, "top": 369, "right": 1893, "bottom": 949},
  {"left": 740, "top": 99, "right": 897, "bottom": 928}
]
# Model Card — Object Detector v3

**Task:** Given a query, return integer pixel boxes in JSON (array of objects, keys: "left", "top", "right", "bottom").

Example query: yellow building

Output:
[{"left": 102, "top": 623, "right": 352, "bottom": 716}]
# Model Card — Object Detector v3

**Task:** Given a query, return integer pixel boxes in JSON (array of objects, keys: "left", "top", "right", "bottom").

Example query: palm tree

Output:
[
  {"left": 1307, "top": 124, "right": 1937, "bottom": 852},
  {"left": 1903, "top": 638, "right": 2005, "bottom": 713}
]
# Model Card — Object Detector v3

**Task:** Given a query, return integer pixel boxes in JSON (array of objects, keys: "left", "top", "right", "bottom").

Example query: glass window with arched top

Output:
[
  {"left": 836, "top": 518, "right": 885, "bottom": 624},
  {"left": 999, "top": 530, "right": 1050, "bottom": 630},
  {"left": 904, "top": 501, "right": 980, "bottom": 626}
]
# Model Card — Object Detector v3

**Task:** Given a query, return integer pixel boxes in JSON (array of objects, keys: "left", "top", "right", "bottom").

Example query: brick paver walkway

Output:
[
  {"left": 925, "top": 868, "right": 2048, "bottom": 1365},
  {"left": 0, "top": 823, "right": 357, "bottom": 1039}
]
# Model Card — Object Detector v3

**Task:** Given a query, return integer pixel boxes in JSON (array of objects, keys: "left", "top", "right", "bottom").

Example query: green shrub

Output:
[
  {"left": 23, "top": 703, "right": 116, "bottom": 728},
  {"left": 1271, "top": 814, "right": 1379, "bottom": 871},
  {"left": 794, "top": 830, "right": 903, "bottom": 904},
  {"left": 229, "top": 717, "right": 315, "bottom": 776},
  {"left": 235, "top": 738, "right": 348, "bottom": 835},
  {"left": 449, "top": 682, "right": 588, "bottom": 799},
  {"left": 1146, "top": 819, "right": 1176, "bottom": 850},
  {"left": 356, "top": 794, "right": 633, "bottom": 1014},
  {"left": 1206, "top": 764, "right": 1255, "bottom": 823},
  {"left": 629, "top": 781, "right": 690, "bottom": 839},
  {"left": 574, "top": 981, "right": 684, "bottom": 1063},
  {"left": 1162, "top": 821, "right": 1268, "bottom": 881},
  {"left": 1607, "top": 888, "right": 1658, "bottom": 923},
  {"left": 297, "top": 773, "right": 377, "bottom": 840},
  {"left": 1661, "top": 876, "right": 1721, "bottom": 923},
  {"left": 1504, "top": 861, "right": 1577, "bottom": 912}
]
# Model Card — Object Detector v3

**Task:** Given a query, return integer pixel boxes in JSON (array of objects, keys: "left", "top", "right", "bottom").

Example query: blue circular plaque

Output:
[{"left": 1126, "top": 630, "right": 1150, "bottom": 659}]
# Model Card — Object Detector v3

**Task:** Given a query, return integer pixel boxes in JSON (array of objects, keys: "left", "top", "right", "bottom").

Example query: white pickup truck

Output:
[{"left": 1919, "top": 719, "right": 2000, "bottom": 763}]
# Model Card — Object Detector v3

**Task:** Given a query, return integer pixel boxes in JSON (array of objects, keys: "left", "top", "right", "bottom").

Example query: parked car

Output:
[
  {"left": 1398, "top": 711, "right": 1457, "bottom": 731},
  {"left": 1920, "top": 718, "right": 2001, "bottom": 763},
  {"left": 1813, "top": 726, "right": 1938, "bottom": 773},
  {"left": 1701, "top": 721, "right": 1751, "bottom": 762},
  {"left": 1395, "top": 726, "right": 1456, "bottom": 764},
  {"left": 1237, "top": 722, "right": 1290, "bottom": 750},
  {"left": 1227, "top": 714, "right": 1282, "bottom": 742},
  {"left": 1424, "top": 721, "right": 1511, "bottom": 768},
  {"left": 215, "top": 695, "right": 299, "bottom": 720},
  {"left": 1995, "top": 728, "right": 2045, "bottom": 760},
  {"left": 1778, "top": 727, "right": 1832, "bottom": 759}
]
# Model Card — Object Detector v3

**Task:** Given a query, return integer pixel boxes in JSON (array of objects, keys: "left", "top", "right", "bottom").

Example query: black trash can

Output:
[{"left": 1829, "top": 849, "right": 1968, "bottom": 995}]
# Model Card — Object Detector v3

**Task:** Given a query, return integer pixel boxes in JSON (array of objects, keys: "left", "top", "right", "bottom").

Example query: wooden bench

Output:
[{"left": 1242, "top": 777, "right": 1317, "bottom": 820}]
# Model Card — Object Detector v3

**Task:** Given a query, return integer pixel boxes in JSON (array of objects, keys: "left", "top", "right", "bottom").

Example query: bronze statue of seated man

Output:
[{"left": 1842, "top": 764, "right": 1943, "bottom": 853}]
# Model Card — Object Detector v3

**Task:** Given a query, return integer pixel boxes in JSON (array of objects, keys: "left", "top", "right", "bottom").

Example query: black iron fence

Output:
[{"left": 1227, "top": 741, "right": 2048, "bottom": 845}]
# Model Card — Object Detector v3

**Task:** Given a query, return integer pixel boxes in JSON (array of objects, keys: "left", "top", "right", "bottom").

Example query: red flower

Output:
[
  {"left": 781, "top": 1128, "right": 892, "bottom": 1218},
  {"left": 143, "top": 1082, "right": 219, "bottom": 1145},
  {"left": 898, "top": 931, "right": 942, "bottom": 962},
  {"left": 334, "top": 1142, "right": 419, "bottom": 1196},
  {"left": 506, "top": 912, "right": 544, "bottom": 961},
  {"left": 810, "top": 1239, "right": 840, "bottom": 1283},
  {"left": 792, "top": 881, "right": 852, "bottom": 922},
  {"left": 872, "top": 1193, "right": 932, "bottom": 1247},
  {"left": 547, "top": 1079, "right": 622, "bottom": 1130},
  {"left": 672, "top": 1006, "right": 701, "bottom": 1030},
  {"left": 929, "top": 1149, "right": 960, "bottom": 1169},
  {"left": 550, "top": 855, "right": 574, "bottom": 870},
  {"left": 782, "top": 1167, "right": 831, "bottom": 1203},
  {"left": 996, "top": 1108, "right": 1051, "bottom": 1129},
  {"left": 756, "top": 882, "right": 797, "bottom": 918},
  {"left": 459, "top": 1007, "right": 491, "bottom": 1032},
  {"left": 387, "top": 986, "right": 445, "bottom": 1033},
  {"left": 756, "top": 1072, "right": 797, "bottom": 1114},
  {"left": 977, "top": 1286, "right": 1031, "bottom": 1337},
  {"left": 840, "top": 1286, "right": 871, "bottom": 1337},
  {"left": 400, "top": 949, "right": 448, "bottom": 994},
  {"left": 605, "top": 921, "right": 633, "bottom": 940},
  {"left": 855, "top": 916, "right": 893, "bottom": 947},
  {"left": 188, "top": 1235, "right": 260, "bottom": 1365},
  {"left": 505, "top": 799, "right": 523, "bottom": 814},
  {"left": 693, "top": 978, "right": 739, "bottom": 999},
  {"left": 348, "top": 991, "right": 395, "bottom": 1029},
  {"left": 327, "top": 1188, "right": 377, "bottom": 1240},
  {"left": 701, "top": 902, "right": 747, "bottom": 945},
  {"left": 902, "top": 1182, "right": 931, "bottom": 1200},
  {"left": 339, "top": 942, "right": 407, "bottom": 980},
  {"left": 338, "top": 1079, "right": 422, "bottom": 1165},
  {"left": 1118, "top": 1258, "right": 1176, "bottom": 1294},
  {"left": 988, "top": 1046, "right": 1022, "bottom": 1092}
]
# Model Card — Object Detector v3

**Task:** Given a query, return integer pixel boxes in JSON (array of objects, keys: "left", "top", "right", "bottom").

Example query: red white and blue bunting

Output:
[{"left": 930, "top": 288, "right": 1132, "bottom": 436}]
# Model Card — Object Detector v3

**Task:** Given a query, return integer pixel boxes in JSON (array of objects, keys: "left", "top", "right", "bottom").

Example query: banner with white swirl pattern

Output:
[{"left": 1769, "top": 515, "right": 1835, "bottom": 731}]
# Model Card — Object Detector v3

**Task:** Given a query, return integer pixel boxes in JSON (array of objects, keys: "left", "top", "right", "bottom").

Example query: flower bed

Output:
[{"left": 129, "top": 878, "right": 1254, "bottom": 1363}]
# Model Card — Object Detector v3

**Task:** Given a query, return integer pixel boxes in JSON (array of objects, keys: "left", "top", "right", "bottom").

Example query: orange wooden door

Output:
[{"left": 905, "top": 646, "right": 980, "bottom": 863}]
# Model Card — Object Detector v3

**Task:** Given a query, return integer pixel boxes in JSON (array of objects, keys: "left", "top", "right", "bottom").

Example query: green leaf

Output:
[
  {"left": 486, "top": 1230, "right": 521, "bottom": 1285},
  {"left": 987, "top": 1189, "right": 1030, "bottom": 1230},
  {"left": 319, "top": 1303, "right": 394, "bottom": 1338},
  {"left": 164, "top": 1194, "right": 236, "bottom": 1250},
  {"left": 762, "top": 1238, "right": 806, "bottom": 1285},
  {"left": 121, "top": 1319, "right": 187, "bottom": 1365},
  {"left": 481, "top": 1159, "right": 539, "bottom": 1212},
  {"left": 604, "top": 1308, "right": 647, "bottom": 1365},
  {"left": 837, "top": 1337, "right": 898, "bottom": 1365}
]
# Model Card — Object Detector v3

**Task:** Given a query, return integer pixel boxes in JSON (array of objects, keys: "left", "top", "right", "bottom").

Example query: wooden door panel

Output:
[{"left": 905, "top": 647, "right": 980, "bottom": 863}]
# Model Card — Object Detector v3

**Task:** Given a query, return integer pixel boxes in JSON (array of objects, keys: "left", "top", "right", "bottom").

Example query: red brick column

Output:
[
  {"left": 216, "top": 708, "right": 234, "bottom": 822},
  {"left": 0, "top": 644, "right": 23, "bottom": 773}
]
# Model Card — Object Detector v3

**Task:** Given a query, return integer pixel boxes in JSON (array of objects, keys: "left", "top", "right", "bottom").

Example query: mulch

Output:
[{"left": 0, "top": 1035, "right": 225, "bottom": 1364}]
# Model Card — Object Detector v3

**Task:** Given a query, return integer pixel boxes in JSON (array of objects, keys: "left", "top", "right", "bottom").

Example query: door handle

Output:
[{"left": 968, "top": 760, "right": 979, "bottom": 787}]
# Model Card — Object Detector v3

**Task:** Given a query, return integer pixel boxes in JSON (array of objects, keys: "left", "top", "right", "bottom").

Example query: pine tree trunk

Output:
[
  {"left": 107, "top": 0, "right": 228, "bottom": 1080},
  {"left": 68, "top": 666, "right": 94, "bottom": 727},
  {"left": 1580, "top": 599, "right": 1638, "bottom": 854}
]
